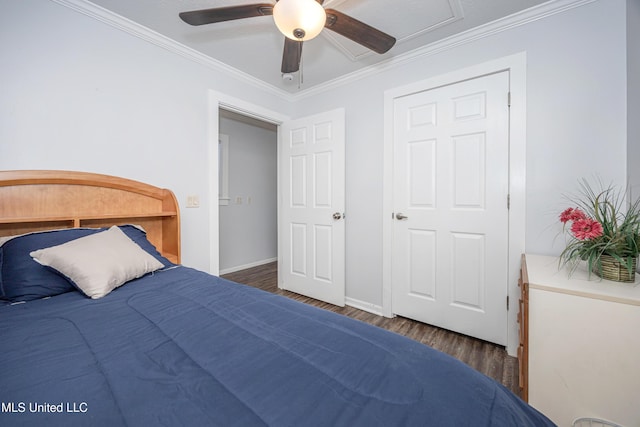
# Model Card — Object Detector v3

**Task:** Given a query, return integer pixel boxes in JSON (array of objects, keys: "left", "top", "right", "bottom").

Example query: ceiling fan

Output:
[{"left": 179, "top": 0, "right": 396, "bottom": 74}]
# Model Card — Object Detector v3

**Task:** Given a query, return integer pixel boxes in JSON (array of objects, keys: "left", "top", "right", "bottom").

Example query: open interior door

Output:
[{"left": 279, "top": 108, "right": 345, "bottom": 306}]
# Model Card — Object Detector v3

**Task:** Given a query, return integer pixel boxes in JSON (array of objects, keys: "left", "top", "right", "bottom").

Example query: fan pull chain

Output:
[{"left": 298, "top": 42, "right": 303, "bottom": 89}]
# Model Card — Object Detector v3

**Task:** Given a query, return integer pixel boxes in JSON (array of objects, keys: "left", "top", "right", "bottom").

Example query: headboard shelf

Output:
[
  {"left": 0, "top": 212, "right": 178, "bottom": 225},
  {"left": 0, "top": 170, "right": 181, "bottom": 264}
]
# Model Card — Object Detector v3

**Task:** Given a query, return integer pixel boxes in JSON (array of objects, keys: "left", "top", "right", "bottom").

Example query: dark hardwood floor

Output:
[{"left": 222, "top": 261, "right": 521, "bottom": 397}]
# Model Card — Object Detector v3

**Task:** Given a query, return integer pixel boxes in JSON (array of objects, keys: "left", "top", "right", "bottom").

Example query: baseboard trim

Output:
[
  {"left": 345, "top": 297, "right": 384, "bottom": 317},
  {"left": 220, "top": 257, "right": 277, "bottom": 275}
]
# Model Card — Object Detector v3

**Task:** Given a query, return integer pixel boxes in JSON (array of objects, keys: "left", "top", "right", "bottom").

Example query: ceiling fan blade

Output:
[
  {"left": 281, "top": 38, "right": 303, "bottom": 73},
  {"left": 324, "top": 9, "right": 396, "bottom": 54},
  {"left": 179, "top": 4, "right": 273, "bottom": 26}
]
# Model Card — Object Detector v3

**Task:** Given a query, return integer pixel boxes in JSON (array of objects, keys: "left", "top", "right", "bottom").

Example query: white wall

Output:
[
  {"left": 0, "top": 0, "right": 290, "bottom": 272},
  {"left": 218, "top": 116, "right": 277, "bottom": 272},
  {"left": 629, "top": 0, "right": 640, "bottom": 200},
  {"left": 292, "top": 0, "right": 629, "bottom": 307}
]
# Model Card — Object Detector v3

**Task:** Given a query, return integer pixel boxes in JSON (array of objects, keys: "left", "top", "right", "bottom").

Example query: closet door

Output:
[{"left": 391, "top": 72, "right": 510, "bottom": 345}]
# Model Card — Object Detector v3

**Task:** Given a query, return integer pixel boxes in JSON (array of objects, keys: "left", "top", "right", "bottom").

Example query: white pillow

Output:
[{"left": 30, "top": 226, "right": 164, "bottom": 299}]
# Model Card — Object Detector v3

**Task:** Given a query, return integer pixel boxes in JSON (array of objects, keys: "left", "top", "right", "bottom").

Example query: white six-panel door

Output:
[
  {"left": 279, "top": 109, "right": 346, "bottom": 306},
  {"left": 391, "top": 72, "right": 510, "bottom": 345}
]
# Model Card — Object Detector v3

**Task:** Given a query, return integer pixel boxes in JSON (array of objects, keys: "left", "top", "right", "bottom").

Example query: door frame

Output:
[
  {"left": 381, "top": 52, "right": 527, "bottom": 356},
  {"left": 207, "top": 90, "right": 289, "bottom": 276}
]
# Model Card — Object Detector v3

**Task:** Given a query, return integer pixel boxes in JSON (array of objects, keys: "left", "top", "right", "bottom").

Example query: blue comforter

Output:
[{"left": 0, "top": 266, "right": 553, "bottom": 426}]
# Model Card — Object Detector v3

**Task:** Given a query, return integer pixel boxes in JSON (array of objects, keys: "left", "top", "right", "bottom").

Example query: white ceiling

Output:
[{"left": 84, "top": 0, "right": 549, "bottom": 93}]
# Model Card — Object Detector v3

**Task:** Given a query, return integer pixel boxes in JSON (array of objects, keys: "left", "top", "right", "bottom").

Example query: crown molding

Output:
[
  {"left": 51, "top": 0, "right": 596, "bottom": 103},
  {"left": 49, "top": 0, "right": 293, "bottom": 101},
  {"left": 293, "top": 0, "right": 597, "bottom": 100}
]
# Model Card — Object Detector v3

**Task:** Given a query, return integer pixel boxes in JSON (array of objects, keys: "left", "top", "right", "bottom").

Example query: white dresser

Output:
[{"left": 520, "top": 254, "right": 640, "bottom": 427}]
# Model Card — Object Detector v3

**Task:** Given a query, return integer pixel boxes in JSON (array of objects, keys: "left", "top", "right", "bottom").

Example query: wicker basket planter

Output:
[{"left": 591, "top": 255, "right": 638, "bottom": 283}]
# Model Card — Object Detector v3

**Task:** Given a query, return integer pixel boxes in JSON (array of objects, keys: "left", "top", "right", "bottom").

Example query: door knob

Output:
[
  {"left": 395, "top": 213, "right": 408, "bottom": 220},
  {"left": 332, "top": 212, "right": 343, "bottom": 220}
]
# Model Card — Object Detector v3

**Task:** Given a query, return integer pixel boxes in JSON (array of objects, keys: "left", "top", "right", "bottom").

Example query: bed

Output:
[{"left": 0, "top": 170, "right": 553, "bottom": 426}]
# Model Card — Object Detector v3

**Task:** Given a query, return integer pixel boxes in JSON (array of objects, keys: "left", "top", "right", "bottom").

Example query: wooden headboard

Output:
[{"left": 0, "top": 170, "right": 181, "bottom": 264}]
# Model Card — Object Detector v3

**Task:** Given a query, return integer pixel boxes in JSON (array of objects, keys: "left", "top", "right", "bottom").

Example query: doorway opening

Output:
[
  {"left": 208, "top": 93, "right": 345, "bottom": 306},
  {"left": 218, "top": 108, "right": 278, "bottom": 275}
]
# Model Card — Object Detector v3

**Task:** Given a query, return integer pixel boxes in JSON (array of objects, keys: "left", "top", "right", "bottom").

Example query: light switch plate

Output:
[{"left": 186, "top": 195, "right": 200, "bottom": 208}]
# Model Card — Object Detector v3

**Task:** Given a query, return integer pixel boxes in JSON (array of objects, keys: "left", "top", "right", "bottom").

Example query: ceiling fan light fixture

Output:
[{"left": 273, "top": 0, "right": 326, "bottom": 41}]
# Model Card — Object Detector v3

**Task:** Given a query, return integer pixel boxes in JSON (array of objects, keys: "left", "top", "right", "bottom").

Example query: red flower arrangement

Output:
[
  {"left": 560, "top": 208, "right": 603, "bottom": 241},
  {"left": 559, "top": 179, "right": 640, "bottom": 278}
]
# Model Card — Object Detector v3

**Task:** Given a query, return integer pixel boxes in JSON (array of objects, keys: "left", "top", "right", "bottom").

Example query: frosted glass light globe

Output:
[{"left": 273, "top": 0, "right": 327, "bottom": 41}]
